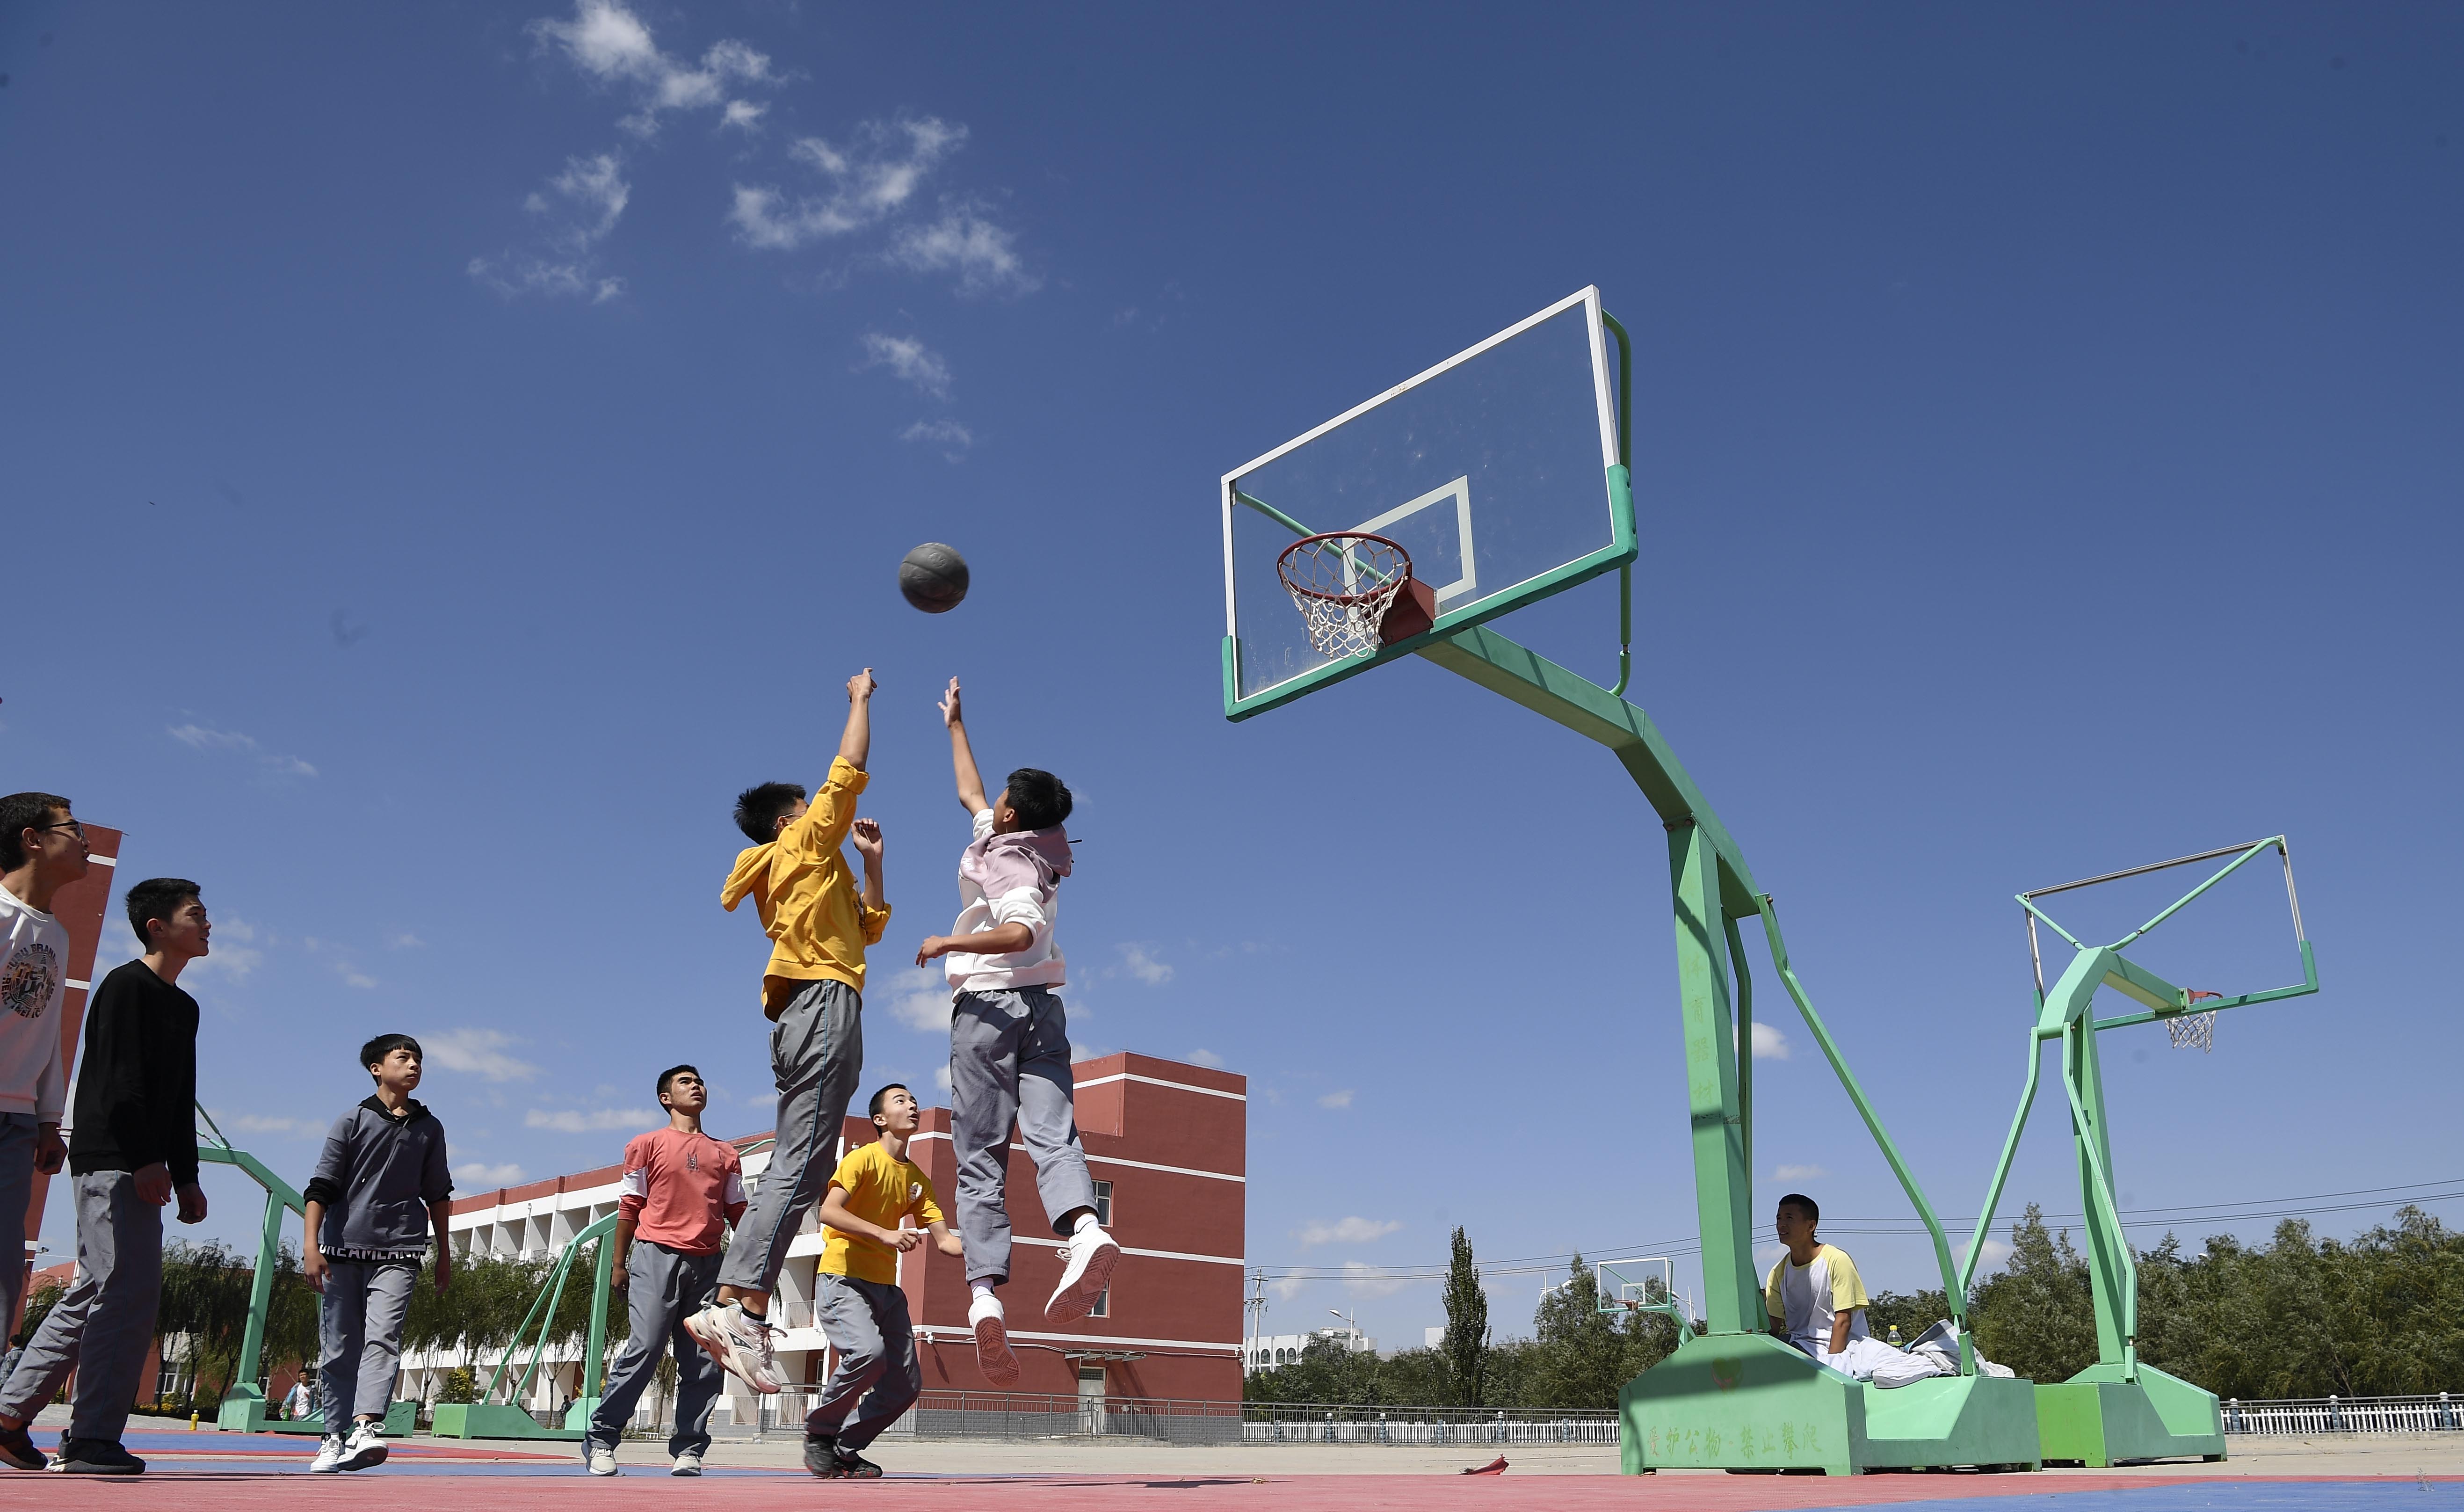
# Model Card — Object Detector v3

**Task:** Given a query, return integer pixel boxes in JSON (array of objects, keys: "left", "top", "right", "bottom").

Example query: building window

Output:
[
  {"left": 1092, "top": 1180, "right": 1112, "bottom": 1227},
  {"left": 1088, "top": 1286, "right": 1109, "bottom": 1319}
]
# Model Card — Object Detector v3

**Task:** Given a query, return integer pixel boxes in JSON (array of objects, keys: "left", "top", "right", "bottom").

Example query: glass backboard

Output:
[{"left": 1220, "top": 287, "right": 1634, "bottom": 720}]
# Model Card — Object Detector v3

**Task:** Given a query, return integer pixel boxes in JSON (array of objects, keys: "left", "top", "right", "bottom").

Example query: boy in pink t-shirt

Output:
[{"left": 585, "top": 1067, "right": 746, "bottom": 1476}]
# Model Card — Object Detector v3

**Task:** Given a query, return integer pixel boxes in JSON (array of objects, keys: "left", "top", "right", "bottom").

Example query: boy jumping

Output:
[
  {"left": 303, "top": 1034, "right": 453, "bottom": 1474},
  {"left": 585, "top": 1065, "right": 744, "bottom": 1477},
  {"left": 915, "top": 678, "right": 1117, "bottom": 1388},
  {"left": 802, "top": 1083, "right": 962, "bottom": 1478},
  {"left": 693, "top": 669, "right": 888, "bottom": 1393}
]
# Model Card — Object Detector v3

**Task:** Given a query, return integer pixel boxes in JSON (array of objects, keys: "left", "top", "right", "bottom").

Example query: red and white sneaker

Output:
[
  {"left": 683, "top": 1301, "right": 784, "bottom": 1394},
  {"left": 1045, "top": 1224, "right": 1120, "bottom": 1321},
  {"left": 969, "top": 1292, "right": 1021, "bottom": 1388}
]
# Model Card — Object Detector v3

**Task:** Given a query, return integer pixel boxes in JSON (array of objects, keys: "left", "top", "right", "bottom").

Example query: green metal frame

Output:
[
  {"left": 1962, "top": 838, "right": 2316, "bottom": 1466},
  {"left": 1220, "top": 306, "right": 2040, "bottom": 1473},
  {"left": 430, "top": 1210, "right": 619, "bottom": 1441}
]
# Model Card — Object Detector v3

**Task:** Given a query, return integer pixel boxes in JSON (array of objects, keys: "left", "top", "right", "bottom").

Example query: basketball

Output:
[{"left": 898, "top": 541, "right": 970, "bottom": 613}]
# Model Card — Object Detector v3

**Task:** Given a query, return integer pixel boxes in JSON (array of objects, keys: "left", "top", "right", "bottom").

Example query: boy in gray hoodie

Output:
[{"left": 302, "top": 1033, "right": 453, "bottom": 1474}]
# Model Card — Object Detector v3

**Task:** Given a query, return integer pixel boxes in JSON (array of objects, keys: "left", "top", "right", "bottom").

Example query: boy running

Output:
[
  {"left": 0, "top": 791, "right": 83, "bottom": 1452},
  {"left": 585, "top": 1065, "right": 744, "bottom": 1477},
  {"left": 803, "top": 1083, "right": 962, "bottom": 1479},
  {"left": 915, "top": 678, "right": 1117, "bottom": 1388},
  {"left": 692, "top": 669, "right": 888, "bottom": 1393},
  {"left": 303, "top": 1034, "right": 453, "bottom": 1474},
  {"left": 0, "top": 877, "right": 210, "bottom": 1475}
]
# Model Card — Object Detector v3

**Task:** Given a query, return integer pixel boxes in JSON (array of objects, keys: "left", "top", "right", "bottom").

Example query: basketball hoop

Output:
[
  {"left": 2168, "top": 991, "right": 2222, "bottom": 1053},
  {"left": 1276, "top": 532, "right": 1418, "bottom": 661}
]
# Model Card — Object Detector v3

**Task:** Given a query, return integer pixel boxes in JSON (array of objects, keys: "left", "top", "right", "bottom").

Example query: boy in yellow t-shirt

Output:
[{"left": 801, "top": 1083, "right": 962, "bottom": 1479}]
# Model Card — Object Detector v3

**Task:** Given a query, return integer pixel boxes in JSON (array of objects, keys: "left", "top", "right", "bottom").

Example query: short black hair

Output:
[
  {"left": 361, "top": 1033, "right": 422, "bottom": 1081},
  {"left": 1003, "top": 769, "right": 1072, "bottom": 831},
  {"left": 733, "top": 782, "right": 807, "bottom": 844},
  {"left": 1778, "top": 1192, "right": 1819, "bottom": 1225},
  {"left": 867, "top": 1083, "right": 911, "bottom": 1122},
  {"left": 656, "top": 1064, "right": 701, "bottom": 1102},
  {"left": 125, "top": 878, "right": 201, "bottom": 949},
  {"left": 0, "top": 792, "right": 71, "bottom": 872}
]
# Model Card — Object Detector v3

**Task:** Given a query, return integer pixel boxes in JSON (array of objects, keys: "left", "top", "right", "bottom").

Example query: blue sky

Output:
[{"left": 4, "top": 3, "right": 2457, "bottom": 1352}]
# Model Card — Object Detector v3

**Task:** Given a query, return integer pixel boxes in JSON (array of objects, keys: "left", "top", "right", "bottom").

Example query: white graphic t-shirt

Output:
[{"left": 0, "top": 887, "right": 71, "bottom": 1121}]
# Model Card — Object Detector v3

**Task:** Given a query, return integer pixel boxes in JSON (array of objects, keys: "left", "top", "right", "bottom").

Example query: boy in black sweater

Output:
[
  {"left": 302, "top": 1033, "right": 452, "bottom": 1474},
  {"left": 0, "top": 878, "right": 210, "bottom": 1475}
]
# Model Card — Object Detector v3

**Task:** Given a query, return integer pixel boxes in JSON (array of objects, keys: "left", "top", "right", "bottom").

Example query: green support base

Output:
[
  {"left": 216, "top": 1388, "right": 415, "bottom": 1437},
  {"left": 1619, "top": 1332, "right": 2042, "bottom": 1475},
  {"left": 429, "top": 1402, "right": 585, "bottom": 1441},
  {"left": 2034, "top": 1365, "right": 2225, "bottom": 1467}
]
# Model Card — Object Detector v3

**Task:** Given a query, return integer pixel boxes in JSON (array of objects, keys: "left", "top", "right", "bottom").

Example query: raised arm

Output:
[
  {"left": 838, "top": 669, "right": 877, "bottom": 772},
  {"left": 940, "top": 677, "right": 989, "bottom": 815}
]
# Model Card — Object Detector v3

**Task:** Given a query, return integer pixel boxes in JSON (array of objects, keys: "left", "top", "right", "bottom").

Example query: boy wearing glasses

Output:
[{"left": 584, "top": 1065, "right": 745, "bottom": 1477}]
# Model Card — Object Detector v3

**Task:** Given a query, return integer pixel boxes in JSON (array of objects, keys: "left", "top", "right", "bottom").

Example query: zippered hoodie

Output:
[
  {"left": 304, "top": 1095, "right": 454, "bottom": 1261},
  {"left": 945, "top": 809, "right": 1074, "bottom": 992}
]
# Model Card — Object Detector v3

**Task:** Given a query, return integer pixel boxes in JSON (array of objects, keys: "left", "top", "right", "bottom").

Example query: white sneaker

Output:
[
  {"left": 1046, "top": 1224, "right": 1121, "bottom": 1321},
  {"left": 969, "top": 1291, "right": 1021, "bottom": 1388},
  {"left": 338, "top": 1420, "right": 389, "bottom": 1472},
  {"left": 670, "top": 1451, "right": 703, "bottom": 1476},
  {"left": 308, "top": 1435, "right": 348, "bottom": 1474},
  {"left": 586, "top": 1444, "right": 620, "bottom": 1476},
  {"left": 683, "top": 1301, "right": 785, "bottom": 1394}
]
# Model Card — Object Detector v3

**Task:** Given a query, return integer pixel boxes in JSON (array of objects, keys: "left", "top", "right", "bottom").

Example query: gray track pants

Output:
[
  {"left": 0, "top": 1171, "right": 162, "bottom": 1444},
  {"left": 718, "top": 978, "right": 863, "bottom": 1295},
  {"left": 949, "top": 987, "right": 1097, "bottom": 1287},
  {"left": 0, "top": 1116, "right": 34, "bottom": 1330},
  {"left": 806, "top": 1274, "right": 918, "bottom": 1450},
  {"left": 319, "top": 1258, "right": 418, "bottom": 1426},
  {"left": 588, "top": 1242, "right": 725, "bottom": 1455}
]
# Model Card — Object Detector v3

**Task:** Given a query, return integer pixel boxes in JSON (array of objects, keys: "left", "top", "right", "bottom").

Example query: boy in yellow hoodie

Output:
[{"left": 686, "top": 669, "right": 887, "bottom": 1394}]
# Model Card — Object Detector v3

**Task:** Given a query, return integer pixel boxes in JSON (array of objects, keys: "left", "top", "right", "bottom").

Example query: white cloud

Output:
[
  {"left": 1773, "top": 1163, "right": 1828, "bottom": 1180},
  {"left": 1294, "top": 1216, "right": 1402, "bottom": 1248},
  {"left": 858, "top": 333, "right": 951, "bottom": 398},
  {"left": 186, "top": 914, "right": 265, "bottom": 984},
  {"left": 1070, "top": 1041, "right": 1106, "bottom": 1063},
  {"left": 899, "top": 418, "right": 974, "bottom": 461},
  {"left": 456, "top": 1161, "right": 526, "bottom": 1187},
  {"left": 1750, "top": 1022, "right": 1790, "bottom": 1060},
  {"left": 387, "top": 932, "right": 426, "bottom": 950},
  {"left": 1317, "top": 1089, "right": 1354, "bottom": 1110},
  {"left": 529, "top": 153, "right": 629, "bottom": 250},
  {"left": 729, "top": 117, "right": 966, "bottom": 250},
  {"left": 1117, "top": 944, "right": 1173, "bottom": 986},
  {"left": 934, "top": 1065, "right": 953, "bottom": 1092},
  {"left": 530, "top": 0, "right": 775, "bottom": 136},
  {"left": 888, "top": 204, "right": 1037, "bottom": 295},
  {"left": 721, "top": 99, "right": 767, "bottom": 132},
  {"left": 167, "top": 724, "right": 318, "bottom": 778},
  {"left": 881, "top": 965, "right": 952, "bottom": 1033},
  {"left": 423, "top": 1028, "right": 539, "bottom": 1083},
  {"left": 467, "top": 255, "right": 625, "bottom": 304},
  {"left": 525, "top": 1106, "right": 660, "bottom": 1133},
  {"left": 1960, "top": 1237, "right": 2015, "bottom": 1274},
  {"left": 219, "top": 1112, "right": 311, "bottom": 1136},
  {"left": 339, "top": 966, "right": 378, "bottom": 990},
  {"left": 1186, "top": 1048, "right": 1225, "bottom": 1069},
  {"left": 1341, "top": 1260, "right": 1419, "bottom": 1299},
  {"left": 1268, "top": 1276, "right": 1307, "bottom": 1301}
]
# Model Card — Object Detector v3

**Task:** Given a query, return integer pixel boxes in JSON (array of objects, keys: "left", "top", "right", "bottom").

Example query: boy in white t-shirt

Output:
[
  {"left": 1766, "top": 1192, "right": 1900, "bottom": 1381},
  {"left": 913, "top": 679, "right": 1118, "bottom": 1388}
]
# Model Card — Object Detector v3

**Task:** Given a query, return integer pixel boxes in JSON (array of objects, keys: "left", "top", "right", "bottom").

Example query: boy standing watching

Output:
[
  {"left": 0, "top": 792, "right": 83, "bottom": 1423},
  {"left": 303, "top": 1035, "right": 453, "bottom": 1474},
  {"left": 0, "top": 877, "right": 210, "bottom": 1475},
  {"left": 692, "top": 670, "right": 888, "bottom": 1394},
  {"left": 916, "top": 679, "right": 1117, "bottom": 1388},
  {"left": 803, "top": 1083, "right": 962, "bottom": 1479},
  {"left": 585, "top": 1065, "right": 745, "bottom": 1477}
]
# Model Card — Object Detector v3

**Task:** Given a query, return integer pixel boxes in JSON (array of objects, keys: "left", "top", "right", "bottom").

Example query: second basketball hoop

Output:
[{"left": 1275, "top": 531, "right": 1438, "bottom": 660}]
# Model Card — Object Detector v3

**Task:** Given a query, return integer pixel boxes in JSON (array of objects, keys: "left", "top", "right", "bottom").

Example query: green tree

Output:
[
  {"left": 1439, "top": 1226, "right": 1488, "bottom": 1407},
  {"left": 1971, "top": 1203, "right": 2096, "bottom": 1382}
]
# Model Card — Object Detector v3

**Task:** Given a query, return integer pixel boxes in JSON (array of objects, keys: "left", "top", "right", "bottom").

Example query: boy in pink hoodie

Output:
[{"left": 914, "top": 679, "right": 1117, "bottom": 1388}]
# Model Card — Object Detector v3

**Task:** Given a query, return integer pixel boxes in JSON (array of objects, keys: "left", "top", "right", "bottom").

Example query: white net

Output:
[
  {"left": 1277, "top": 533, "right": 1413, "bottom": 661},
  {"left": 2166, "top": 1011, "right": 2215, "bottom": 1052}
]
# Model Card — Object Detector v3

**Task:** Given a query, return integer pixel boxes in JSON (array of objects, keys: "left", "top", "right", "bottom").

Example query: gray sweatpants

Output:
[
  {"left": 587, "top": 1241, "right": 725, "bottom": 1456},
  {"left": 949, "top": 987, "right": 1097, "bottom": 1287},
  {"left": 319, "top": 1258, "right": 418, "bottom": 1426},
  {"left": 806, "top": 1273, "right": 918, "bottom": 1450},
  {"left": 0, "top": 1116, "right": 35, "bottom": 1330},
  {"left": 718, "top": 978, "right": 863, "bottom": 1295},
  {"left": 0, "top": 1171, "right": 163, "bottom": 1444}
]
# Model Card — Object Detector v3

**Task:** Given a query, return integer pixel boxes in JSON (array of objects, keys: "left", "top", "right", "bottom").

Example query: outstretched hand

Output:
[
  {"left": 848, "top": 668, "right": 878, "bottom": 703},
  {"left": 850, "top": 817, "right": 883, "bottom": 864},
  {"left": 939, "top": 677, "right": 963, "bottom": 728}
]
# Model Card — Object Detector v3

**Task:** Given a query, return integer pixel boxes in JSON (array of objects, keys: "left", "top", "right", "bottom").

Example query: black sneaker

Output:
[
  {"left": 56, "top": 1439, "right": 145, "bottom": 1475},
  {"left": 0, "top": 1423, "right": 45, "bottom": 1472},
  {"left": 831, "top": 1447, "right": 883, "bottom": 1479},
  {"left": 802, "top": 1432, "right": 843, "bottom": 1478}
]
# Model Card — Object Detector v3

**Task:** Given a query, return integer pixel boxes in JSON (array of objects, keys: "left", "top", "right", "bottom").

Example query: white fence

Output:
[{"left": 2223, "top": 1394, "right": 2464, "bottom": 1436}]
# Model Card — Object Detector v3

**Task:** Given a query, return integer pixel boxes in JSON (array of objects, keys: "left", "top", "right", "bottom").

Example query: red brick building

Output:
[{"left": 426, "top": 1051, "right": 1244, "bottom": 1418}]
